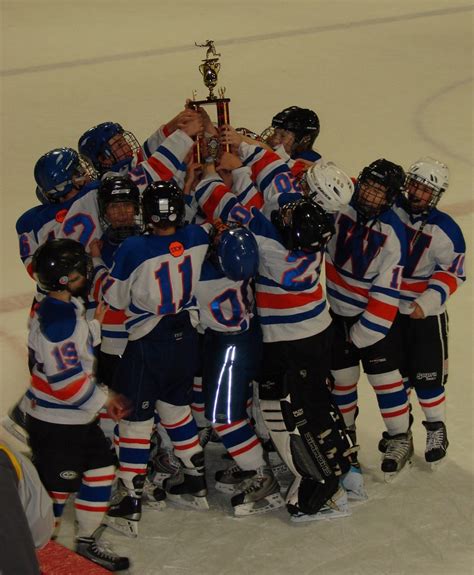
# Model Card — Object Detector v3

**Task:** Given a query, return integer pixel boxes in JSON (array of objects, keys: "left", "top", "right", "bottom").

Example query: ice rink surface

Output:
[{"left": 1, "top": 1, "right": 473, "bottom": 573}]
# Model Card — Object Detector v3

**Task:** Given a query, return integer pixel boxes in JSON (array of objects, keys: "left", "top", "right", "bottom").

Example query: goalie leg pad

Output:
[{"left": 285, "top": 369, "right": 353, "bottom": 478}]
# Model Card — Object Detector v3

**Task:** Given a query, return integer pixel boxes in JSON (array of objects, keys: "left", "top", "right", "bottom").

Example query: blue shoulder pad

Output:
[
  {"left": 38, "top": 298, "right": 77, "bottom": 343},
  {"left": 16, "top": 205, "right": 45, "bottom": 234}
]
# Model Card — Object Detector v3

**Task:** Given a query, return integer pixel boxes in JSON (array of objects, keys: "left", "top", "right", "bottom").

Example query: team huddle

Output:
[{"left": 8, "top": 105, "right": 466, "bottom": 571}]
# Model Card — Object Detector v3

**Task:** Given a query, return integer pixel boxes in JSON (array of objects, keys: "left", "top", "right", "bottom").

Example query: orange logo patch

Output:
[
  {"left": 55, "top": 209, "right": 68, "bottom": 223},
  {"left": 169, "top": 241, "right": 184, "bottom": 258}
]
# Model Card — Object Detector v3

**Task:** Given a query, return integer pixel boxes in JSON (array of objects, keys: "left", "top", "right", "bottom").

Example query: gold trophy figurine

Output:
[
  {"left": 191, "top": 40, "right": 231, "bottom": 161},
  {"left": 196, "top": 40, "right": 221, "bottom": 101}
]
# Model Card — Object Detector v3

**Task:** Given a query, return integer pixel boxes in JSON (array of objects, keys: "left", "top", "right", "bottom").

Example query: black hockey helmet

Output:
[
  {"left": 142, "top": 180, "right": 185, "bottom": 229},
  {"left": 272, "top": 106, "right": 320, "bottom": 148},
  {"left": 32, "top": 239, "right": 91, "bottom": 292},
  {"left": 98, "top": 176, "right": 141, "bottom": 241},
  {"left": 271, "top": 198, "right": 335, "bottom": 252},
  {"left": 353, "top": 158, "right": 405, "bottom": 219}
]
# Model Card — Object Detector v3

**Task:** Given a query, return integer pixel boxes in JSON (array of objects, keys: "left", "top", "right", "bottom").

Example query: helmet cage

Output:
[
  {"left": 98, "top": 177, "right": 142, "bottom": 242},
  {"left": 264, "top": 106, "right": 320, "bottom": 154},
  {"left": 35, "top": 149, "right": 96, "bottom": 204},
  {"left": 78, "top": 122, "right": 140, "bottom": 174},
  {"left": 403, "top": 158, "right": 448, "bottom": 215},
  {"left": 353, "top": 160, "right": 405, "bottom": 219}
]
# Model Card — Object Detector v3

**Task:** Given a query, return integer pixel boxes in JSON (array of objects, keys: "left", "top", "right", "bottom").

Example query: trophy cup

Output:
[{"left": 191, "top": 40, "right": 231, "bottom": 163}]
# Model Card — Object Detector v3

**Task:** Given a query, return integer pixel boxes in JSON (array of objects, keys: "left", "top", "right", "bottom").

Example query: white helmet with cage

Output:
[
  {"left": 405, "top": 157, "right": 449, "bottom": 213},
  {"left": 304, "top": 161, "right": 354, "bottom": 213}
]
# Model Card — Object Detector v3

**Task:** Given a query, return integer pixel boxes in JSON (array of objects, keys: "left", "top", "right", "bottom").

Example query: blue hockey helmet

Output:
[
  {"left": 213, "top": 223, "right": 259, "bottom": 281},
  {"left": 78, "top": 122, "right": 140, "bottom": 174},
  {"left": 34, "top": 147, "right": 91, "bottom": 203}
]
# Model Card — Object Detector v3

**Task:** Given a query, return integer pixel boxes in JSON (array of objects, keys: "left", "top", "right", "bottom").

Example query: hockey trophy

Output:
[{"left": 190, "top": 40, "right": 231, "bottom": 163}]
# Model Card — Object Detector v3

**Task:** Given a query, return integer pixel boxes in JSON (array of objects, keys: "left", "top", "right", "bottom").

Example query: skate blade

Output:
[
  {"left": 429, "top": 457, "right": 447, "bottom": 471},
  {"left": 103, "top": 515, "right": 139, "bottom": 538},
  {"left": 1, "top": 416, "right": 29, "bottom": 445},
  {"left": 345, "top": 489, "right": 368, "bottom": 502},
  {"left": 166, "top": 493, "right": 210, "bottom": 510},
  {"left": 383, "top": 459, "right": 413, "bottom": 483},
  {"left": 214, "top": 481, "right": 238, "bottom": 495},
  {"left": 143, "top": 497, "right": 167, "bottom": 510},
  {"left": 233, "top": 492, "right": 285, "bottom": 517},
  {"left": 290, "top": 505, "right": 351, "bottom": 523}
]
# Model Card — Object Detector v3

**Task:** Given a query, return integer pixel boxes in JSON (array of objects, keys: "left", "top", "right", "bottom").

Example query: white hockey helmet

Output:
[
  {"left": 304, "top": 161, "right": 354, "bottom": 213},
  {"left": 405, "top": 157, "right": 449, "bottom": 213}
]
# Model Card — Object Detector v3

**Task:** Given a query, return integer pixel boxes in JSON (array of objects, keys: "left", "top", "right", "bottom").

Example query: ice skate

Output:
[
  {"left": 262, "top": 438, "right": 288, "bottom": 473},
  {"left": 378, "top": 409, "right": 414, "bottom": 454},
  {"left": 289, "top": 486, "right": 351, "bottom": 523},
  {"left": 231, "top": 466, "right": 284, "bottom": 516},
  {"left": 148, "top": 446, "right": 183, "bottom": 487},
  {"left": 214, "top": 463, "right": 256, "bottom": 494},
  {"left": 381, "top": 430, "right": 414, "bottom": 482},
  {"left": 1, "top": 401, "right": 29, "bottom": 445},
  {"left": 164, "top": 453, "right": 209, "bottom": 510},
  {"left": 198, "top": 425, "right": 220, "bottom": 448},
  {"left": 142, "top": 477, "right": 167, "bottom": 510},
  {"left": 423, "top": 421, "right": 448, "bottom": 469},
  {"left": 341, "top": 464, "right": 368, "bottom": 501},
  {"left": 75, "top": 526, "right": 130, "bottom": 572},
  {"left": 104, "top": 478, "right": 142, "bottom": 538},
  {"left": 378, "top": 430, "right": 390, "bottom": 454}
]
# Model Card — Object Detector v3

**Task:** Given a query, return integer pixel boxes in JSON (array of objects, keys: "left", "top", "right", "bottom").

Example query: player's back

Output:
[{"left": 104, "top": 224, "right": 210, "bottom": 340}]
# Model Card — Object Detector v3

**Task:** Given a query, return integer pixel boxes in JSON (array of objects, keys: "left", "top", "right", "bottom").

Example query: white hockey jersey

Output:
[
  {"left": 393, "top": 202, "right": 466, "bottom": 316},
  {"left": 100, "top": 225, "right": 211, "bottom": 341},
  {"left": 195, "top": 175, "right": 331, "bottom": 343},
  {"left": 25, "top": 296, "right": 106, "bottom": 425},
  {"left": 195, "top": 260, "right": 255, "bottom": 333},
  {"left": 325, "top": 204, "right": 407, "bottom": 349}
]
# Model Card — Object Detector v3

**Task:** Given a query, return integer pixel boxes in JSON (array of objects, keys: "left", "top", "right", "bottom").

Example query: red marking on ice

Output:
[{"left": 37, "top": 539, "right": 109, "bottom": 574}]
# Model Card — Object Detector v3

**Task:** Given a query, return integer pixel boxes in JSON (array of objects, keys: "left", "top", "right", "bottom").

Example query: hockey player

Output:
[
  {"left": 90, "top": 176, "right": 142, "bottom": 444},
  {"left": 97, "top": 180, "right": 214, "bottom": 537},
  {"left": 77, "top": 110, "right": 202, "bottom": 189},
  {"left": 194, "top": 133, "right": 357, "bottom": 522},
  {"left": 17, "top": 147, "right": 100, "bottom": 278},
  {"left": 195, "top": 222, "right": 285, "bottom": 516},
  {"left": 384, "top": 157, "right": 466, "bottom": 466},
  {"left": 326, "top": 159, "right": 411, "bottom": 481},
  {"left": 25, "top": 239, "right": 130, "bottom": 571},
  {"left": 4, "top": 148, "right": 102, "bottom": 444}
]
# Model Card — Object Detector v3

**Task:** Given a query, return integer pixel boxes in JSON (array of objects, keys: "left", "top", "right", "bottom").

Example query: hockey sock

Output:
[
  {"left": 246, "top": 381, "right": 253, "bottom": 421},
  {"left": 330, "top": 366, "right": 361, "bottom": 428},
  {"left": 191, "top": 376, "right": 210, "bottom": 428},
  {"left": 48, "top": 491, "right": 70, "bottom": 529},
  {"left": 213, "top": 419, "right": 265, "bottom": 471},
  {"left": 156, "top": 401, "right": 201, "bottom": 468},
  {"left": 367, "top": 370, "right": 410, "bottom": 435},
  {"left": 415, "top": 386, "right": 446, "bottom": 422},
  {"left": 74, "top": 465, "right": 115, "bottom": 538},
  {"left": 118, "top": 419, "right": 154, "bottom": 489},
  {"left": 251, "top": 381, "right": 271, "bottom": 442},
  {"left": 98, "top": 407, "right": 116, "bottom": 446},
  {"left": 113, "top": 423, "right": 119, "bottom": 458}
]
